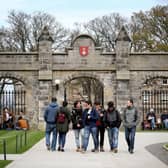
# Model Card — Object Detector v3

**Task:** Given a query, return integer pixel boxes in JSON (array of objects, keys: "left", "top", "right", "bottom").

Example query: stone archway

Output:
[
  {"left": 0, "top": 75, "right": 26, "bottom": 115},
  {"left": 63, "top": 73, "right": 104, "bottom": 107}
]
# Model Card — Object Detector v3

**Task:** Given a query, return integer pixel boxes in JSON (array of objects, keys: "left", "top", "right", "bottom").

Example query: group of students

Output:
[
  {"left": 44, "top": 97, "right": 140, "bottom": 154},
  {"left": 2, "top": 107, "right": 29, "bottom": 130}
]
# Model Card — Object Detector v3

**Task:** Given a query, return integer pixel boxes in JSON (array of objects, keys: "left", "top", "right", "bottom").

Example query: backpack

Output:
[{"left": 57, "top": 112, "right": 65, "bottom": 124}]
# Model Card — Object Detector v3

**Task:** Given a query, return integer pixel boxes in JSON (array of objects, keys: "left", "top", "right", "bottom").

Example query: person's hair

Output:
[
  {"left": 107, "top": 101, "right": 114, "bottom": 108},
  {"left": 129, "top": 99, "right": 133, "bottom": 104},
  {"left": 3, "top": 107, "right": 9, "bottom": 111},
  {"left": 94, "top": 101, "right": 101, "bottom": 106},
  {"left": 74, "top": 100, "right": 80, "bottom": 108},
  {"left": 51, "top": 97, "right": 57, "bottom": 102},
  {"left": 63, "top": 101, "right": 68, "bottom": 107},
  {"left": 85, "top": 100, "right": 92, "bottom": 106}
]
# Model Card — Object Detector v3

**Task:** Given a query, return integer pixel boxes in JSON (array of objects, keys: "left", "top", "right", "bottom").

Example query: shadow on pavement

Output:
[{"left": 145, "top": 142, "right": 168, "bottom": 166}]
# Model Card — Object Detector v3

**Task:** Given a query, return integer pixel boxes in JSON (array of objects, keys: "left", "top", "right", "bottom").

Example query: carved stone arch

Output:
[
  {"left": 0, "top": 72, "right": 32, "bottom": 89},
  {"left": 62, "top": 72, "right": 104, "bottom": 106},
  {"left": 71, "top": 34, "right": 96, "bottom": 47},
  {"left": 63, "top": 72, "right": 104, "bottom": 87},
  {"left": 1, "top": 72, "right": 26, "bottom": 84},
  {"left": 141, "top": 74, "right": 168, "bottom": 87},
  {"left": 140, "top": 73, "right": 168, "bottom": 88}
]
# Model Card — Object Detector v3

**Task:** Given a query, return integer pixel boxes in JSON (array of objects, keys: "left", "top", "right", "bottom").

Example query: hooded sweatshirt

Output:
[{"left": 44, "top": 102, "right": 59, "bottom": 124}]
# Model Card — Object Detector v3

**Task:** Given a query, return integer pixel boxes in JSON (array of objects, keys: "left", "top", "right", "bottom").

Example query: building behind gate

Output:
[{"left": 0, "top": 26, "right": 168, "bottom": 129}]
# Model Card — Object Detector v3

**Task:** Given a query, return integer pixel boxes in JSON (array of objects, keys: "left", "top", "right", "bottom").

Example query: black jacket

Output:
[
  {"left": 104, "top": 108, "right": 122, "bottom": 128},
  {"left": 71, "top": 108, "right": 84, "bottom": 129}
]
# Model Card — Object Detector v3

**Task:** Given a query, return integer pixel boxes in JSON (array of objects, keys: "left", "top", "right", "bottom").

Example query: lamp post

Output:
[{"left": 55, "top": 79, "right": 60, "bottom": 91}]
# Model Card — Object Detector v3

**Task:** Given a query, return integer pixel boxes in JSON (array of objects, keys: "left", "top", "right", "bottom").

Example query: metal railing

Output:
[
  {"left": 0, "top": 90, "right": 26, "bottom": 115},
  {"left": 0, "top": 131, "right": 27, "bottom": 160},
  {"left": 0, "top": 139, "right": 7, "bottom": 160}
]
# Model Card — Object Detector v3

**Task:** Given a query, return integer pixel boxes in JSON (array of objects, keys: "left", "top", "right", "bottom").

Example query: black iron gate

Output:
[
  {"left": 142, "top": 89, "right": 168, "bottom": 118},
  {"left": 0, "top": 90, "right": 26, "bottom": 115}
]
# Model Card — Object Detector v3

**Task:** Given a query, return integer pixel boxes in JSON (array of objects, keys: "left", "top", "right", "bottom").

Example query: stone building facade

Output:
[{"left": 0, "top": 26, "right": 168, "bottom": 129}]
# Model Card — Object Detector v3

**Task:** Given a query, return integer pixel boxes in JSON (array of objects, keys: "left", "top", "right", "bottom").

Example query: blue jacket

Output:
[
  {"left": 82, "top": 108, "right": 98, "bottom": 128},
  {"left": 44, "top": 102, "right": 59, "bottom": 124}
]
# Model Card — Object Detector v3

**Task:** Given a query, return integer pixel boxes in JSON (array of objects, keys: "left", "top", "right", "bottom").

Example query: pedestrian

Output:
[
  {"left": 94, "top": 101, "right": 105, "bottom": 152},
  {"left": 123, "top": 99, "right": 140, "bottom": 154},
  {"left": 104, "top": 101, "right": 121, "bottom": 153},
  {"left": 81, "top": 100, "right": 99, "bottom": 153},
  {"left": 71, "top": 100, "right": 84, "bottom": 152},
  {"left": 44, "top": 97, "right": 59, "bottom": 151},
  {"left": 57, "top": 101, "right": 71, "bottom": 152}
]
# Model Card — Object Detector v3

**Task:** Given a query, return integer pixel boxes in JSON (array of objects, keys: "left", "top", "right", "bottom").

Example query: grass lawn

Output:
[
  {"left": 0, "top": 160, "right": 12, "bottom": 168},
  {"left": 0, "top": 130, "right": 44, "bottom": 168},
  {"left": 0, "top": 130, "right": 44, "bottom": 154}
]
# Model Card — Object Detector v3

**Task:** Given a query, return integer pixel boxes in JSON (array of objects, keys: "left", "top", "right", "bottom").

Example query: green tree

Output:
[{"left": 130, "top": 5, "right": 168, "bottom": 52}]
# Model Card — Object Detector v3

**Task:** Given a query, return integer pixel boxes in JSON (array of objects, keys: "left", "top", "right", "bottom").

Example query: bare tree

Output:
[
  {"left": 31, "top": 11, "right": 69, "bottom": 51},
  {"left": 7, "top": 10, "right": 31, "bottom": 52},
  {"left": 84, "top": 13, "right": 127, "bottom": 51},
  {"left": 0, "top": 10, "right": 69, "bottom": 52}
]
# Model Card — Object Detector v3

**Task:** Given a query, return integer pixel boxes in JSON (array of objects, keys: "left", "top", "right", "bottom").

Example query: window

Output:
[{"left": 163, "top": 79, "right": 168, "bottom": 85}]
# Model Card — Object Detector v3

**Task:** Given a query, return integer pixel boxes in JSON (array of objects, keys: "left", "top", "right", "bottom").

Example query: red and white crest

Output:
[{"left": 79, "top": 46, "right": 89, "bottom": 56}]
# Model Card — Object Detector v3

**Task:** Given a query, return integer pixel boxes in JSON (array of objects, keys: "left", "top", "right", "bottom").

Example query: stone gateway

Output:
[{"left": 0, "top": 26, "right": 168, "bottom": 129}]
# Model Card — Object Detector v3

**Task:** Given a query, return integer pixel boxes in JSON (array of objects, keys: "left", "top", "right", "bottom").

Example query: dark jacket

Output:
[
  {"left": 104, "top": 107, "right": 121, "bottom": 128},
  {"left": 82, "top": 107, "right": 99, "bottom": 128},
  {"left": 146, "top": 112, "right": 156, "bottom": 122},
  {"left": 161, "top": 113, "right": 168, "bottom": 122},
  {"left": 44, "top": 102, "right": 59, "bottom": 124},
  {"left": 56, "top": 106, "right": 71, "bottom": 133},
  {"left": 71, "top": 108, "right": 84, "bottom": 129}
]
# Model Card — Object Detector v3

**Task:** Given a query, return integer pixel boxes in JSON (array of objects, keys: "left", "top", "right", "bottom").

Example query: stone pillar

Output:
[
  {"left": 115, "top": 26, "right": 131, "bottom": 112},
  {"left": 38, "top": 26, "right": 54, "bottom": 129}
]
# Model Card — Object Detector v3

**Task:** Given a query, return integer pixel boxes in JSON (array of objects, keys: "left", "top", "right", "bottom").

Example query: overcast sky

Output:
[{"left": 0, "top": 0, "right": 167, "bottom": 28}]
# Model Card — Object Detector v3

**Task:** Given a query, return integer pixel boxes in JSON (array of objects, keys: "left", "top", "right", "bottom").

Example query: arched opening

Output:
[
  {"left": 0, "top": 77, "right": 26, "bottom": 116},
  {"left": 64, "top": 76, "right": 104, "bottom": 107},
  {"left": 141, "top": 77, "right": 168, "bottom": 129}
]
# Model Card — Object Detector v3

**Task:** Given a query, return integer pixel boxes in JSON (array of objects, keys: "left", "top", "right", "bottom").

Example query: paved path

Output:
[{"left": 2, "top": 131, "right": 168, "bottom": 168}]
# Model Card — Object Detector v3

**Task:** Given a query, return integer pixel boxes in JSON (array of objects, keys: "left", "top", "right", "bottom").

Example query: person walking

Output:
[
  {"left": 94, "top": 101, "right": 105, "bottom": 152},
  {"left": 104, "top": 101, "right": 121, "bottom": 153},
  {"left": 71, "top": 100, "right": 84, "bottom": 152},
  {"left": 44, "top": 97, "right": 59, "bottom": 151},
  {"left": 123, "top": 99, "right": 140, "bottom": 154},
  {"left": 57, "top": 101, "right": 71, "bottom": 152},
  {"left": 81, "top": 100, "right": 99, "bottom": 153}
]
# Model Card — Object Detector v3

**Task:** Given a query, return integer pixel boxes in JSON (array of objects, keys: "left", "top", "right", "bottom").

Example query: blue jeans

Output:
[
  {"left": 83, "top": 126, "right": 98, "bottom": 151},
  {"left": 125, "top": 126, "right": 136, "bottom": 151},
  {"left": 45, "top": 124, "right": 57, "bottom": 151},
  {"left": 163, "top": 119, "right": 168, "bottom": 129},
  {"left": 150, "top": 117, "right": 155, "bottom": 130},
  {"left": 58, "top": 132, "right": 67, "bottom": 149},
  {"left": 107, "top": 127, "right": 119, "bottom": 149},
  {"left": 74, "top": 129, "right": 84, "bottom": 148}
]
